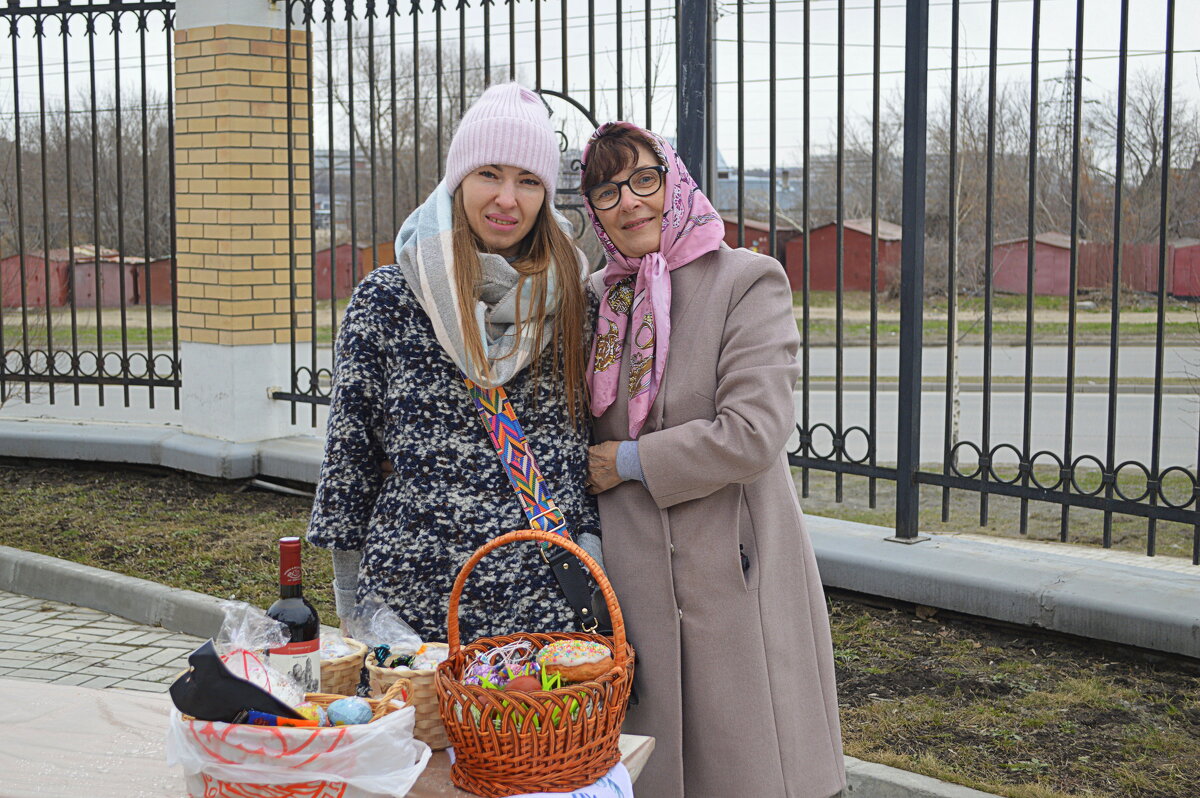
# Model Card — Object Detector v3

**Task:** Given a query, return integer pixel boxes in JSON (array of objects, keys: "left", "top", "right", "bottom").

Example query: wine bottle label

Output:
[{"left": 268, "top": 639, "right": 321, "bottom": 693}]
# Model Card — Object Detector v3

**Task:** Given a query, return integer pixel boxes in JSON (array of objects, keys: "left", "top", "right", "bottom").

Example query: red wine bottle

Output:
[{"left": 266, "top": 537, "right": 321, "bottom": 693}]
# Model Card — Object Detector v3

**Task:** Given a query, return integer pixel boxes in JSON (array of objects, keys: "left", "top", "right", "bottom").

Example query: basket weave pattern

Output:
[
  {"left": 319, "top": 636, "right": 368, "bottom": 696},
  {"left": 305, "top": 674, "right": 414, "bottom": 721},
  {"left": 434, "top": 530, "right": 635, "bottom": 797},
  {"left": 179, "top": 675, "right": 413, "bottom": 723},
  {"left": 367, "top": 642, "right": 452, "bottom": 750}
]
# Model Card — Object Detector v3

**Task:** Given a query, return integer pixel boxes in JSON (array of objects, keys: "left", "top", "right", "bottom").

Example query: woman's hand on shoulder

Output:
[{"left": 587, "top": 440, "right": 623, "bottom": 494}]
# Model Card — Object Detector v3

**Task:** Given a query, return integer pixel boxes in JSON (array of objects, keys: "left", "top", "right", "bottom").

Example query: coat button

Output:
[
  {"left": 670, "top": 543, "right": 676, "bottom": 554},
  {"left": 677, "top": 608, "right": 683, "bottom": 619}
]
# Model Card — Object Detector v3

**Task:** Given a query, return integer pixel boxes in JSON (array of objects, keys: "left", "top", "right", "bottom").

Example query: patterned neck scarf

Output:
[{"left": 582, "top": 122, "right": 724, "bottom": 438}]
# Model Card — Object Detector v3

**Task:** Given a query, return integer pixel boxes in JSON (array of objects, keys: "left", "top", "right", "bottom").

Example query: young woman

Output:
[
  {"left": 307, "top": 83, "right": 601, "bottom": 643},
  {"left": 580, "top": 122, "right": 845, "bottom": 797}
]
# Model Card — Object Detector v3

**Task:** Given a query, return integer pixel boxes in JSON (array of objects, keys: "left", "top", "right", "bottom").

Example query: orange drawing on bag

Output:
[
  {"left": 187, "top": 719, "right": 352, "bottom": 779},
  {"left": 189, "top": 720, "right": 349, "bottom": 762},
  {"left": 201, "top": 774, "right": 348, "bottom": 798}
]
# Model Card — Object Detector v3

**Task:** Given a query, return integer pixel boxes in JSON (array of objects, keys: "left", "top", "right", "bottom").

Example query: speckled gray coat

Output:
[{"left": 307, "top": 265, "right": 600, "bottom": 643}]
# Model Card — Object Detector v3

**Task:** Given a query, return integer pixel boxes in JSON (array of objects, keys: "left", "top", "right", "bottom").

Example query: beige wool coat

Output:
[{"left": 588, "top": 245, "right": 845, "bottom": 798}]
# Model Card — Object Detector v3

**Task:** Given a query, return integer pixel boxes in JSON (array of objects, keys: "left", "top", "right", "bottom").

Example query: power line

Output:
[
  {"left": 2, "top": 8, "right": 676, "bottom": 82},
  {"left": 1, "top": 43, "right": 1191, "bottom": 121},
  {"left": 715, "top": 37, "right": 1170, "bottom": 55}
]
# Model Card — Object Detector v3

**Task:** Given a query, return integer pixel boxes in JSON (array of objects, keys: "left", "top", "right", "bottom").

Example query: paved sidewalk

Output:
[{"left": 0, "top": 589, "right": 202, "bottom": 692}]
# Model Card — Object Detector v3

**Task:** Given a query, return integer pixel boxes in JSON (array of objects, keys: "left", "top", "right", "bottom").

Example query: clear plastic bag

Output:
[
  {"left": 320, "top": 629, "right": 355, "bottom": 660},
  {"left": 409, "top": 645, "right": 449, "bottom": 670},
  {"left": 344, "top": 594, "right": 423, "bottom": 654},
  {"left": 215, "top": 600, "right": 290, "bottom": 652},
  {"left": 166, "top": 703, "right": 431, "bottom": 798},
  {"left": 214, "top": 600, "right": 304, "bottom": 707}
]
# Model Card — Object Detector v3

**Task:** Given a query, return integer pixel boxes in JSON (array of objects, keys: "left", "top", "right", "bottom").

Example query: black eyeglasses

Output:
[{"left": 584, "top": 165, "right": 668, "bottom": 211}]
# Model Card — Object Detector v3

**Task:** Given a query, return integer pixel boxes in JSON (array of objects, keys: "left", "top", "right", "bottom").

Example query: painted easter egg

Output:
[
  {"left": 504, "top": 674, "right": 541, "bottom": 692},
  {"left": 326, "top": 697, "right": 373, "bottom": 726},
  {"left": 294, "top": 701, "right": 329, "bottom": 726}
]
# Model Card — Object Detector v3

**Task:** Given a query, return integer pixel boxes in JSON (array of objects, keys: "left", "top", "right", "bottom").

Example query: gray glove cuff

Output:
[
  {"left": 333, "top": 582, "right": 358, "bottom": 619},
  {"left": 330, "top": 549, "right": 363, "bottom": 620},
  {"left": 575, "top": 531, "right": 605, "bottom": 574}
]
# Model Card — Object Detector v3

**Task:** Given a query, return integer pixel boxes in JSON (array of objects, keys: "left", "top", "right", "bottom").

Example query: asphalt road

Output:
[
  {"left": 800, "top": 345, "right": 1200, "bottom": 382},
  {"left": 792, "top": 389, "right": 1200, "bottom": 469},
  {"left": 282, "top": 344, "right": 1200, "bottom": 383}
]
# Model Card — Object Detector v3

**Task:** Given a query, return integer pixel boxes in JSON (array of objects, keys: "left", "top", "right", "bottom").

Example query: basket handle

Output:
[
  {"left": 370, "top": 676, "right": 411, "bottom": 720},
  {"left": 446, "top": 529, "right": 628, "bottom": 670}
]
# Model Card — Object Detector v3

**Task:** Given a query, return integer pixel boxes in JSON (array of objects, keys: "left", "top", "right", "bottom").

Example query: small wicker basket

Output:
[
  {"left": 367, "top": 642, "right": 451, "bottom": 750},
  {"left": 434, "top": 530, "right": 635, "bottom": 798},
  {"left": 179, "top": 673, "right": 414, "bottom": 723},
  {"left": 319, "top": 636, "right": 368, "bottom": 696},
  {"left": 305, "top": 675, "right": 413, "bottom": 721}
]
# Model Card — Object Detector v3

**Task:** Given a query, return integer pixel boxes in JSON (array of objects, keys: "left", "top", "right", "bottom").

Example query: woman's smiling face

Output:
[
  {"left": 593, "top": 143, "right": 666, "bottom": 259},
  {"left": 459, "top": 164, "right": 546, "bottom": 257}
]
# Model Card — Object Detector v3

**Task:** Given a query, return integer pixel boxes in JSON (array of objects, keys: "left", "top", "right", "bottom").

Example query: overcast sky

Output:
[{"left": 1, "top": 0, "right": 1196, "bottom": 170}]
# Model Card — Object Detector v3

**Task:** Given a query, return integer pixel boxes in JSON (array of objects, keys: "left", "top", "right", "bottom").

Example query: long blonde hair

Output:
[{"left": 450, "top": 191, "right": 588, "bottom": 425}]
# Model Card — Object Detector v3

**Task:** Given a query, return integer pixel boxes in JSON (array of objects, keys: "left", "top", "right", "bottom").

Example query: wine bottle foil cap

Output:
[{"left": 279, "top": 538, "right": 303, "bottom": 585}]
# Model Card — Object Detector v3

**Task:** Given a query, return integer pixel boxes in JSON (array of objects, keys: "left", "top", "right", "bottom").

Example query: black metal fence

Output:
[
  {"left": 0, "top": 0, "right": 180, "bottom": 408},
  {"left": 275, "top": 0, "right": 1199, "bottom": 562},
  {"left": 3, "top": 0, "right": 1196, "bottom": 562},
  {"left": 768, "top": 0, "right": 1199, "bottom": 561}
]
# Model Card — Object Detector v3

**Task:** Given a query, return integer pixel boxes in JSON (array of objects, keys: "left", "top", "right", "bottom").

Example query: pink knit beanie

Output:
[{"left": 444, "top": 82, "right": 561, "bottom": 198}]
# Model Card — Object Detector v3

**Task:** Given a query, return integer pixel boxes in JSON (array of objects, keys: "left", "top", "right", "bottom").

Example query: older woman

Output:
[{"left": 581, "top": 122, "right": 845, "bottom": 798}]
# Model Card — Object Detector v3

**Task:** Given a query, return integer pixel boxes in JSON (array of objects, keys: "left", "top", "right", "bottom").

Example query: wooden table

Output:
[{"left": 0, "top": 678, "right": 653, "bottom": 797}]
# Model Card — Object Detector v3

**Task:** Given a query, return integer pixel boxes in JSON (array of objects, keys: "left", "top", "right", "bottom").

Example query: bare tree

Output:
[
  {"left": 1090, "top": 68, "right": 1200, "bottom": 244},
  {"left": 0, "top": 90, "right": 173, "bottom": 259}
]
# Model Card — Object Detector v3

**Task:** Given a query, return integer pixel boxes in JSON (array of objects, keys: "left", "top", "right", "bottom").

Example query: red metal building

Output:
[
  {"left": 0, "top": 245, "right": 161, "bottom": 308},
  {"left": 1167, "top": 239, "right": 1200, "bottom": 298},
  {"left": 0, "top": 251, "right": 62, "bottom": 308},
  {"left": 721, "top": 218, "right": 800, "bottom": 265},
  {"left": 993, "top": 232, "right": 1077, "bottom": 296},
  {"left": 313, "top": 242, "right": 392, "bottom": 301},
  {"left": 783, "top": 218, "right": 901, "bottom": 292},
  {"left": 994, "top": 233, "right": 1200, "bottom": 297}
]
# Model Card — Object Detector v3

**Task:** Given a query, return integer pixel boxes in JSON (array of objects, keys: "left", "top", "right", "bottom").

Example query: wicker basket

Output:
[
  {"left": 366, "top": 642, "right": 451, "bottom": 750},
  {"left": 304, "top": 675, "right": 413, "bottom": 721},
  {"left": 320, "top": 636, "right": 368, "bottom": 696},
  {"left": 179, "top": 674, "right": 414, "bottom": 723},
  {"left": 434, "top": 530, "right": 635, "bottom": 797}
]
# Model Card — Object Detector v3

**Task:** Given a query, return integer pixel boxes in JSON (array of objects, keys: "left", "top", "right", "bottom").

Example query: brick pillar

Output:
[{"left": 174, "top": 0, "right": 311, "bottom": 442}]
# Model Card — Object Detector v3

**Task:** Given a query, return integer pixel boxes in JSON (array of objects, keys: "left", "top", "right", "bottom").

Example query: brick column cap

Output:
[{"left": 176, "top": 0, "right": 285, "bottom": 32}]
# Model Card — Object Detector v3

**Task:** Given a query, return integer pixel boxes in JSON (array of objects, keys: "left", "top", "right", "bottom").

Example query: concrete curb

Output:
[
  {"left": 0, "top": 544, "right": 227, "bottom": 638},
  {"left": 843, "top": 758, "right": 1001, "bottom": 797},
  {"left": 806, "top": 516, "right": 1200, "bottom": 659},
  {"left": 0, "top": 418, "right": 262, "bottom": 479}
]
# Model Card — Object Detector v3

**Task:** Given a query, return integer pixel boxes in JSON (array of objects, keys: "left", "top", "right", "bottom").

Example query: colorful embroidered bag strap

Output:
[
  {"left": 464, "top": 379, "right": 570, "bottom": 540},
  {"left": 464, "top": 378, "right": 603, "bottom": 632}
]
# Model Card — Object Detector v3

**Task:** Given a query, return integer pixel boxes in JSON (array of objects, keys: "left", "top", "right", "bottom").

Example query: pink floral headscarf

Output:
[{"left": 583, "top": 122, "right": 724, "bottom": 438}]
